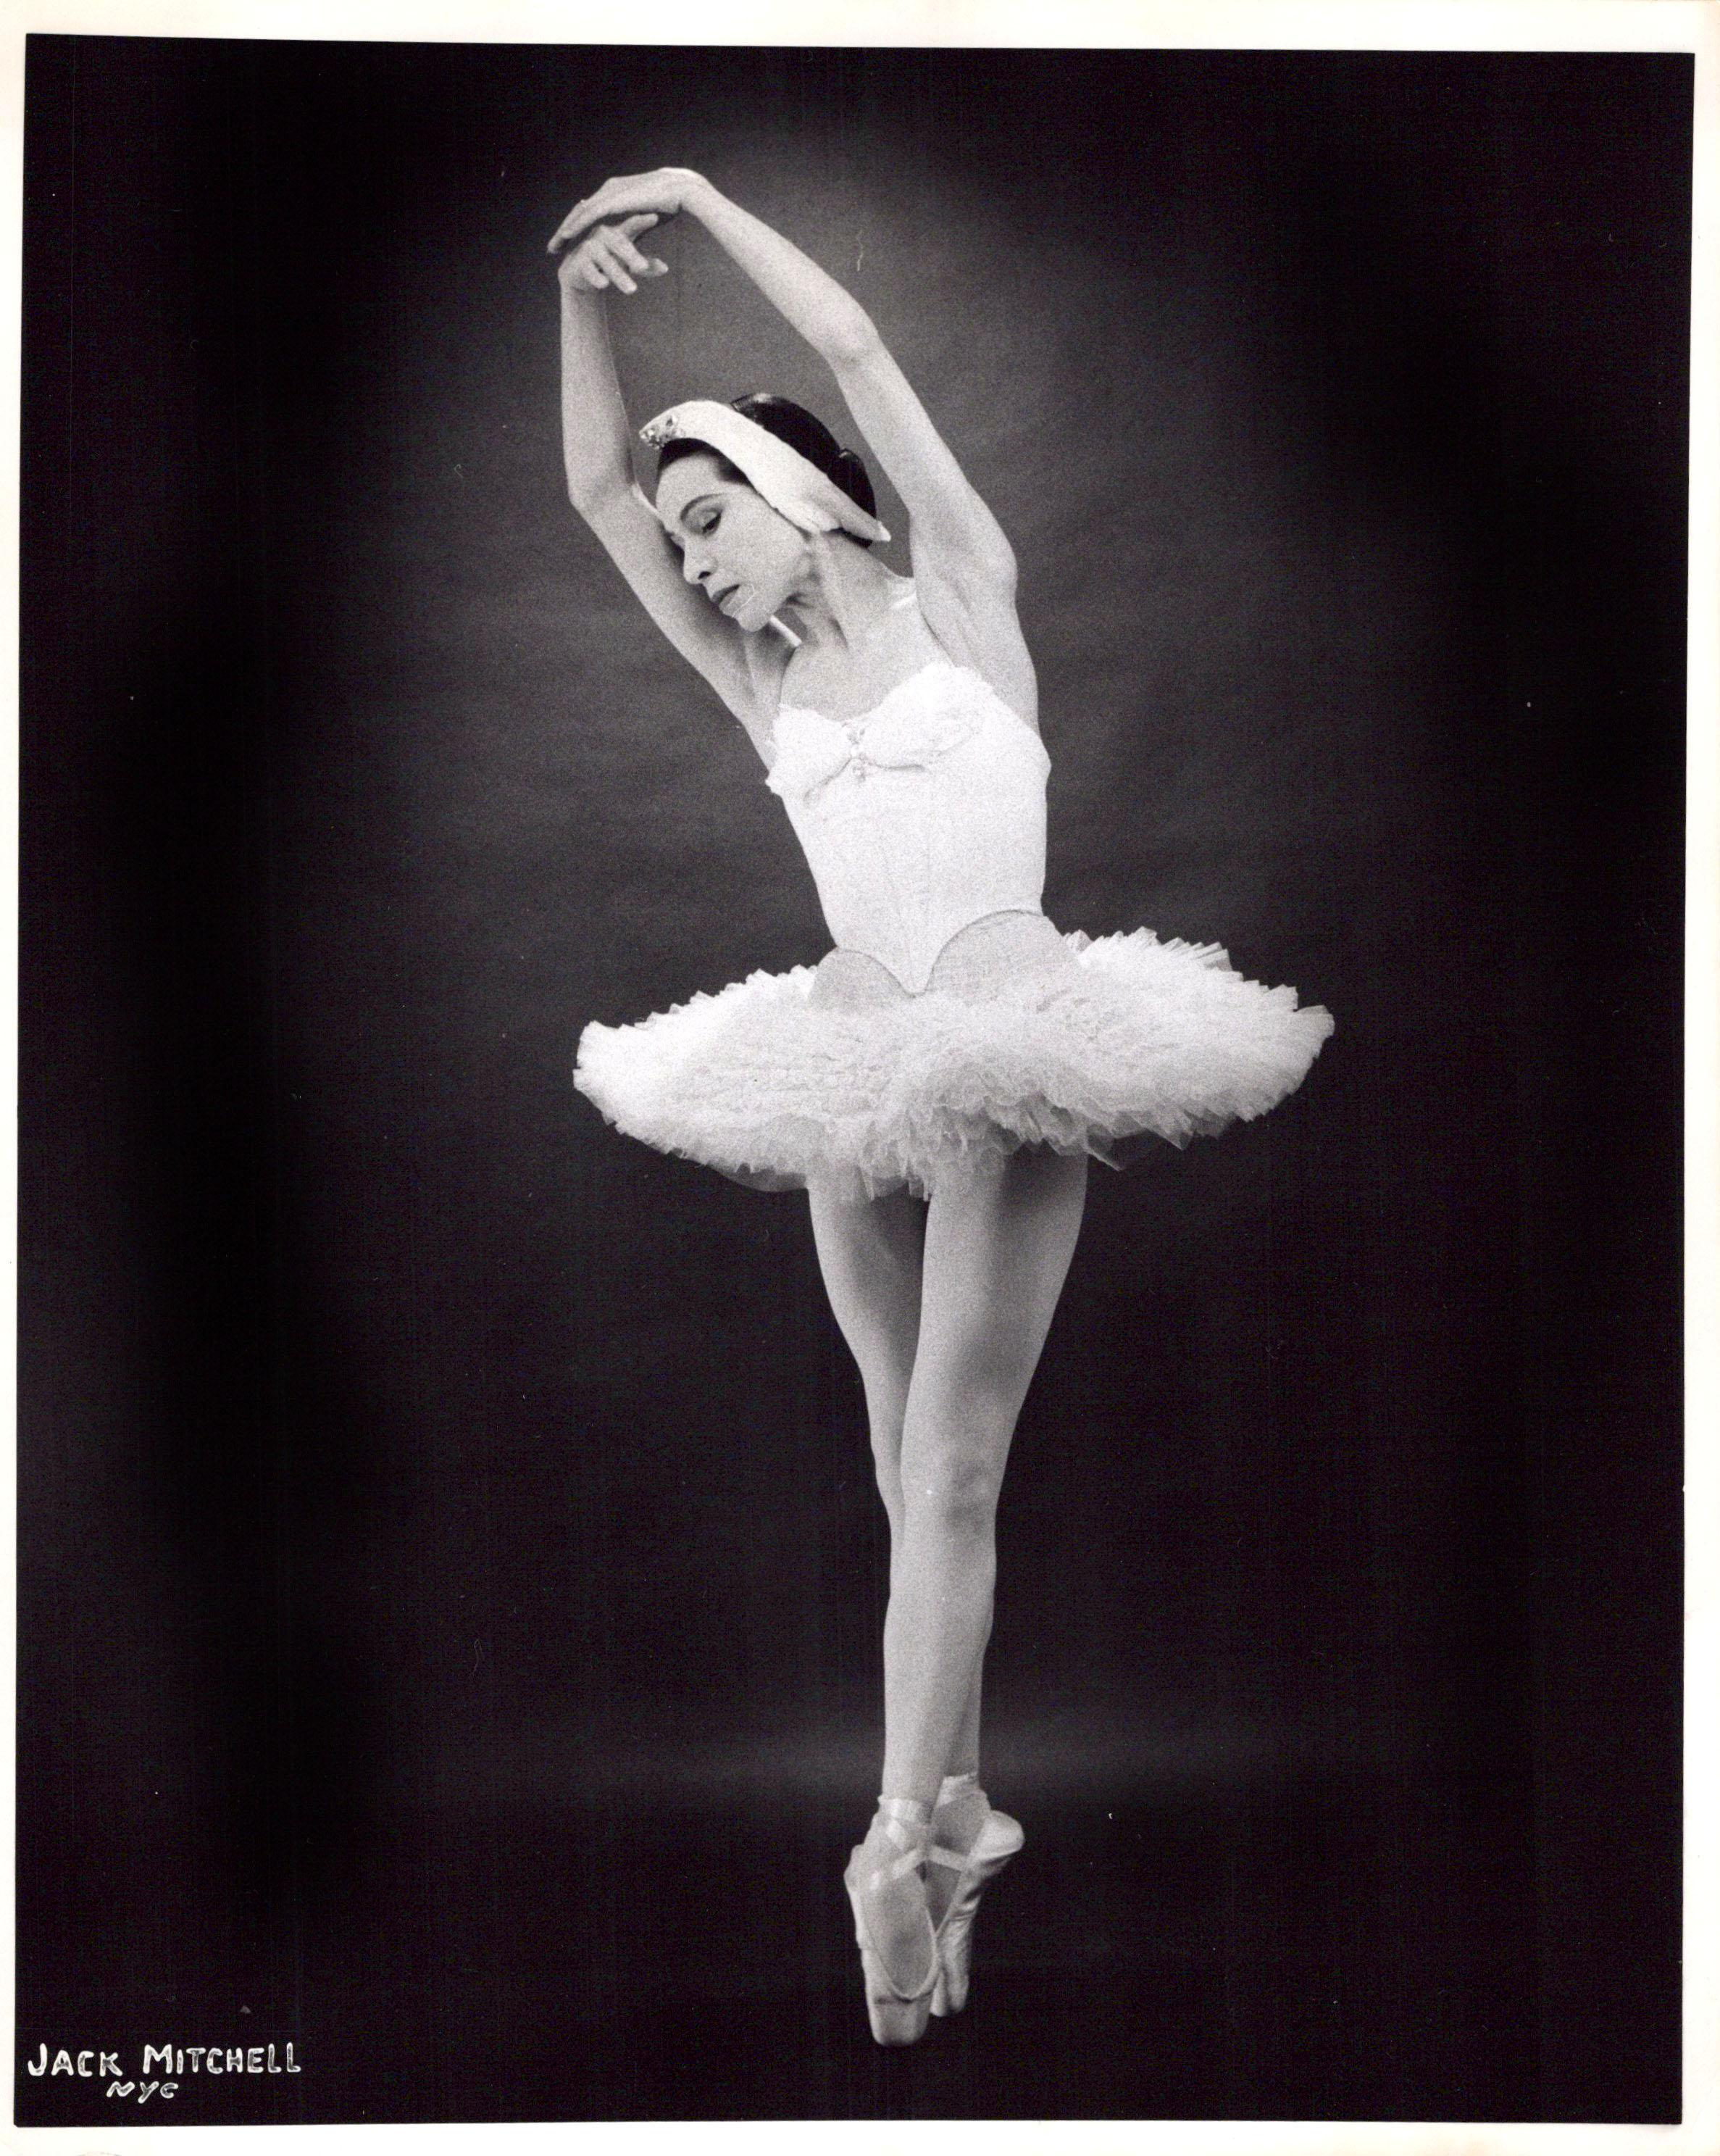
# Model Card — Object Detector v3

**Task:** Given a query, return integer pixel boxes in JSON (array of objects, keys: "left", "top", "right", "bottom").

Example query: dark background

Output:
[{"left": 17, "top": 39, "right": 1687, "bottom": 2125}]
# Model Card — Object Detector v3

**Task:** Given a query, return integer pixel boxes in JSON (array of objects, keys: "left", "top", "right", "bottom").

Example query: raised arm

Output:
[
  {"left": 554, "top": 212, "right": 766, "bottom": 725},
  {"left": 691, "top": 187, "right": 1019, "bottom": 590},
  {"left": 552, "top": 174, "right": 1028, "bottom": 691}
]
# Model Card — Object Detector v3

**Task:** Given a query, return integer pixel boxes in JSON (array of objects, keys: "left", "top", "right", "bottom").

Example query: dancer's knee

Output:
[{"left": 900, "top": 1407, "right": 1010, "bottom": 1541}]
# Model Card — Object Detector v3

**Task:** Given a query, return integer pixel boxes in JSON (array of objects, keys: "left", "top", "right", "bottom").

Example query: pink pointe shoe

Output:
[
  {"left": 927, "top": 1797, "right": 1024, "bottom": 2017},
  {"left": 843, "top": 1797, "right": 942, "bottom": 2046}
]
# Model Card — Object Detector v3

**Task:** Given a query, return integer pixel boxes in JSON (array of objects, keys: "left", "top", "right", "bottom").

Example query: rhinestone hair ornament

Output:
[{"left": 636, "top": 399, "right": 891, "bottom": 546}]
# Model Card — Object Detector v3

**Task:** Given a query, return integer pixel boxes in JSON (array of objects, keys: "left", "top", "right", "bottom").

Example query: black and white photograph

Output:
[{"left": 9, "top": 5, "right": 1709, "bottom": 2139}]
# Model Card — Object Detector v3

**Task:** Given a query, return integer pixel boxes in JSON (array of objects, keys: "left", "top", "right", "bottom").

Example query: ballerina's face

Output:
[{"left": 654, "top": 452, "right": 809, "bottom": 633}]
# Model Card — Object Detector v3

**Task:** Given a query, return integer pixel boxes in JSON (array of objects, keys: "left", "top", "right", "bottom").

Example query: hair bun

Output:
[
  {"left": 730, "top": 392, "right": 877, "bottom": 520},
  {"left": 831, "top": 449, "right": 877, "bottom": 519}
]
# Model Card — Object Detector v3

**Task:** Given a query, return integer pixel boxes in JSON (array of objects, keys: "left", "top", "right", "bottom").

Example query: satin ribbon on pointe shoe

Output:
[
  {"left": 926, "top": 1785, "right": 1025, "bottom": 2018},
  {"left": 843, "top": 1797, "right": 954, "bottom": 2047}
]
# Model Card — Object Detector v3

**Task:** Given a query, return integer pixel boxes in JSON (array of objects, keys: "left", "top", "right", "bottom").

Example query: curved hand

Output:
[
  {"left": 556, "top": 212, "right": 668, "bottom": 296},
  {"left": 547, "top": 169, "right": 709, "bottom": 255}
]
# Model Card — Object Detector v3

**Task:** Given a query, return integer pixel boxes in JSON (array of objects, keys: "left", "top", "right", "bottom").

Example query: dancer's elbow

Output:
[{"left": 820, "top": 304, "right": 882, "bottom": 368}]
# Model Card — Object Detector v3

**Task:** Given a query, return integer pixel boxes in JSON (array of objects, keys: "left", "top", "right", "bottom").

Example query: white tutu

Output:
[{"left": 575, "top": 911, "right": 1334, "bottom": 1199}]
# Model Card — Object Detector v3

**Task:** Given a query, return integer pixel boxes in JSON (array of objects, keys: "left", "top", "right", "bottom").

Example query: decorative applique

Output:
[{"left": 766, "top": 702, "right": 983, "bottom": 803}]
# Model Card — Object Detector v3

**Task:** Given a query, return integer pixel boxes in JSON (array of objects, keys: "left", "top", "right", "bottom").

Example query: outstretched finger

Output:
[
  {"left": 592, "top": 238, "right": 638, "bottom": 295},
  {"left": 608, "top": 230, "right": 660, "bottom": 278}
]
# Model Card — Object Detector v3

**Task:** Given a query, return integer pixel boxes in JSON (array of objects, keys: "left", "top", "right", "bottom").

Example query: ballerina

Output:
[{"left": 548, "top": 167, "right": 1332, "bottom": 2044}]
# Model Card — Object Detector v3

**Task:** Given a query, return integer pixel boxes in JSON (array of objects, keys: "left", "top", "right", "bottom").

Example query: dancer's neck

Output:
[{"left": 780, "top": 545, "right": 906, "bottom": 656}]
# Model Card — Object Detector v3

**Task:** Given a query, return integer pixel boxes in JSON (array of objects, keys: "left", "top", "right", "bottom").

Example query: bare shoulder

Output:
[{"left": 908, "top": 550, "right": 1038, "bottom": 729}]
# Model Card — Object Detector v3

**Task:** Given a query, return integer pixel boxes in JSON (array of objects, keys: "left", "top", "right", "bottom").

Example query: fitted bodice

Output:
[{"left": 765, "top": 654, "right": 1052, "bottom": 994}]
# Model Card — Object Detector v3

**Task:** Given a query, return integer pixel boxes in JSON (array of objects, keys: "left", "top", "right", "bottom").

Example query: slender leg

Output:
[
  {"left": 813, "top": 1150, "right": 1086, "bottom": 2001},
  {"left": 806, "top": 1176, "right": 926, "bottom": 1551},
  {"left": 805, "top": 1178, "right": 992, "bottom": 1789},
  {"left": 881, "top": 1146, "right": 1087, "bottom": 1811},
  {"left": 809, "top": 1174, "right": 940, "bottom": 2016}
]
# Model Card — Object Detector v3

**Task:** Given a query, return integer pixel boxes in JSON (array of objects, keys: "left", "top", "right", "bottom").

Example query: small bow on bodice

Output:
[{"left": 765, "top": 698, "right": 983, "bottom": 806}]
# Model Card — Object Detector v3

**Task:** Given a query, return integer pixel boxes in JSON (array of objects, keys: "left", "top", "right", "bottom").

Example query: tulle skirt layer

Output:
[{"left": 574, "top": 911, "right": 1334, "bottom": 1199}]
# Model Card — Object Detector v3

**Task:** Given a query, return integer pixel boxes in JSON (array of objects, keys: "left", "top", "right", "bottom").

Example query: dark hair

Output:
[{"left": 656, "top": 393, "right": 877, "bottom": 545}]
